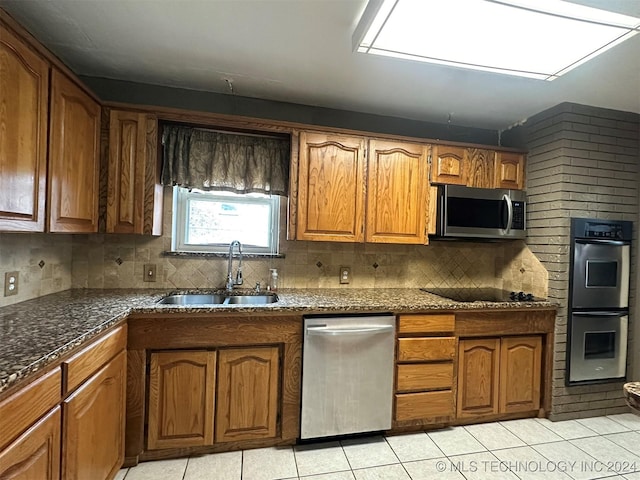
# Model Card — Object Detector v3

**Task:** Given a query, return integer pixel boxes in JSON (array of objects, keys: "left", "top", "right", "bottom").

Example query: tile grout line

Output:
[{"left": 382, "top": 434, "right": 415, "bottom": 479}]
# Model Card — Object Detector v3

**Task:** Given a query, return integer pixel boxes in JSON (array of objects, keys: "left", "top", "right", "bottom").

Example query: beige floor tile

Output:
[
  {"left": 384, "top": 432, "right": 443, "bottom": 462},
  {"left": 492, "top": 445, "right": 574, "bottom": 480},
  {"left": 294, "top": 441, "right": 350, "bottom": 477},
  {"left": 124, "top": 458, "right": 188, "bottom": 480},
  {"left": 501, "top": 418, "right": 564, "bottom": 445},
  {"left": 427, "top": 426, "right": 487, "bottom": 456},
  {"left": 402, "top": 457, "right": 467, "bottom": 480},
  {"left": 535, "top": 418, "right": 599, "bottom": 440},
  {"left": 604, "top": 431, "right": 640, "bottom": 457},
  {"left": 242, "top": 446, "right": 298, "bottom": 480},
  {"left": 447, "top": 451, "right": 519, "bottom": 480},
  {"left": 300, "top": 472, "right": 355, "bottom": 480},
  {"left": 532, "top": 441, "right": 602, "bottom": 480},
  {"left": 608, "top": 414, "right": 640, "bottom": 431},
  {"left": 465, "top": 422, "right": 527, "bottom": 450},
  {"left": 114, "top": 469, "right": 128, "bottom": 480},
  {"left": 341, "top": 436, "right": 399, "bottom": 470},
  {"left": 571, "top": 436, "right": 640, "bottom": 476},
  {"left": 184, "top": 451, "right": 242, "bottom": 480},
  {"left": 575, "top": 417, "right": 630, "bottom": 435},
  {"left": 352, "top": 463, "right": 410, "bottom": 480}
]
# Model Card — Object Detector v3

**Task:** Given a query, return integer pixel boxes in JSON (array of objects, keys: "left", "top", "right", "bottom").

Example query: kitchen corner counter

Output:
[{"left": 0, "top": 288, "right": 556, "bottom": 395}]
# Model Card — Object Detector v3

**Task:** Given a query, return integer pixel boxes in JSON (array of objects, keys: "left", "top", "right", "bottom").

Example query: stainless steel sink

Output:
[
  {"left": 157, "top": 294, "right": 226, "bottom": 305},
  {"left": 225, "top": 294, "right": 278, "bottom": 304},
  {"left": 158, "top": 293, "right": 278, "bottom": 305}
]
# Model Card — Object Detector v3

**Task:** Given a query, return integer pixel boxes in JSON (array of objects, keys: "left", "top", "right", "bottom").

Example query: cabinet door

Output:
[
  {"left": 495, "top": 152, "right": 525, "bottom": 190},
  {"left": 0, "top": 407, "right": 61, "bottom": 480},
  {"left": 216, "top": 347, "right": 279, "bottom": 442},
  {"left": 296, "top": 132, "right": 366, "bottom": 242},
  {"left": 499, "top": 336, "right": 542, "bottom": 414},
  {"left": 0, "top": 27, "right": 49, "bottom": 232},
  {"left": 431, "top": 145, "right": 466, "bottom": 185},
  {"left": 466, "top": 149, "right": 495, "bottom": 188},
  {"left": 62, "top": 350, "right": 126, "bottom": 480},
  {"left": 48, "top": 69, "right": 100, "bottom": 232},
  {"left": 147, "top": 350, "right": 216, "bottom": 449},
  {"left": 107, "top": 110, "right": 161, "bottom": 235},
  {"left": 366, "top": 140, "right": 429, "bottom": 244},
  {"left": 457, "top": 338, "right": 500, "bottom": 418}
]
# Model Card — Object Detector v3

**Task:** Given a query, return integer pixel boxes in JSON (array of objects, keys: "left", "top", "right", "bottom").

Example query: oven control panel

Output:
[{"left": 574, "top": 218, "right": 632, "bottom": 241}]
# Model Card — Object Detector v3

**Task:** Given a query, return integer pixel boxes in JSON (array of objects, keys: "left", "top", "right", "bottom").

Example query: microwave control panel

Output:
[{"left": 512, "top": 201, "right": 525, "bottom": 230}]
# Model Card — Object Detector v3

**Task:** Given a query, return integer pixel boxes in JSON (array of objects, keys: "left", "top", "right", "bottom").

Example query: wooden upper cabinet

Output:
[
  {"left": 147, "top": 350, "right": 216, "bottom": 450},
  {"left": 48, "top": 69, "right": 100, "bottom": 232},
  {"left": 466, "top": 148, "right": 495, "bottom": 188},
  {"left": 0, "top": 407, "right": 61, "bottom": 480},
  {"left": 431, "top": 145, "right": 466, "bottom": 185},
  {"left": 366, "top": 140, "right": 429, "bottom": 244},
  {"left": 62, "top": 350, "right": 126, "bottom": 480},
  {"left": 107, "top": 110, "right": 162, "bottom": 235},
  {"left": 499, "top": 336, "right": 541, "bottom": 414},
  {"left": 496, "top": 152, "right": 525, "bottom": 190},
  {"left": 457, "top": 338, "right": 500, "bottom": 418},
  {"left": 216, "top": 347, "right": 279, "bottom": 443},
  {"left": 0, "top": 26, "right": 49, "bottom": 232},
  {"left": 296, "top": 132, "right": 366, "bottom": 242}
]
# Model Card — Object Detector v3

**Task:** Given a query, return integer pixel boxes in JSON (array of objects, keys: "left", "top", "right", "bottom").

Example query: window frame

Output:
[{"left": 172, "top": 187, "right": 280, "bottom": 255}]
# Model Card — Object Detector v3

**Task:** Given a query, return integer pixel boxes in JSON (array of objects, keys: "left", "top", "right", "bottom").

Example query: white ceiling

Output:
[{"left": 2, "top": 0, "right": 640, "bottom": 130}]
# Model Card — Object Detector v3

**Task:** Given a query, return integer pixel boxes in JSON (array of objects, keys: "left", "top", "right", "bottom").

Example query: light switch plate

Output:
[
  {"left": 339, "top": 266, "right": 351, "bottom": 284},
  {"left": 4, "top": 271, "right": 19, "bottom": 296},
  {"left": 144, "top": 264, "right": 157, "bottom": 282}
]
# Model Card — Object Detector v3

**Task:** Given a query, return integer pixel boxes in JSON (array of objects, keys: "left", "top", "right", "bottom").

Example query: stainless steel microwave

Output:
[{"left": 435, "top": 185, "right": 526, "bottom": 239}]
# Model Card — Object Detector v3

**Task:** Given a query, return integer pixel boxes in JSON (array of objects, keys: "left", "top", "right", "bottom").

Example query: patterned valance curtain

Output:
[{"left": 161, "top": 125, "right": 290, "bottom": 196}]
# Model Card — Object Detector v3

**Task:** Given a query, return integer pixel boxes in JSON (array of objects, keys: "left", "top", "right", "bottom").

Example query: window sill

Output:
[{"left": 162, "top": 251, "right": 285, "bottom": 259}]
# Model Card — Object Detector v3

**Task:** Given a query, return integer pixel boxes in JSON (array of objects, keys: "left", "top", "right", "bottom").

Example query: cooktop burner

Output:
[{"left": 420, "top": 288, "right": 546, "bottom": 303}]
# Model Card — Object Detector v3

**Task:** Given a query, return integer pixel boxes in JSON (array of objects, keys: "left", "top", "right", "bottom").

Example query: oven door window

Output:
[
  {"left": 583, "top": 331, "right": 615, "bottom": 359},
  {"left": 585, "top": 260, "right": 618, "bottom": 288}
]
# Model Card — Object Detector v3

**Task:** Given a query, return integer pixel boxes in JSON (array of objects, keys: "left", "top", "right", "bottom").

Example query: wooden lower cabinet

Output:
[
  {"left": 62, "top": 350, "right": 126, "bottom": 480},
  {"left": 147, "top": 350, "right": 216, "bottom": 450},
  {"left": 457, "top": 338, "right": 500, "bottom": 418},
  {"left": 457, "top": 336, "right": 542, "bottom": 419},
  {"left": 0, "top": 407, "right": 61, "bottom": 480},
  {"left": 500, "top": 336, "right": 542, "bottom": 414},
  {"left": 216, "top": 347, "right": 279, "bottom": 442}
]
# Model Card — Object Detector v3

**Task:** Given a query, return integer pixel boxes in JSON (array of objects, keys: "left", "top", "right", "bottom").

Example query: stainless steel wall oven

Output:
[{"left": 567, "top": 218, "right": 633, "bottom": 385}]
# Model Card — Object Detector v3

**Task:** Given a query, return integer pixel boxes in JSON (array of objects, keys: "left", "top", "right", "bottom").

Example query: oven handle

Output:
[
  {"left": 503, "top": 193, "right": 513, "bottom": 233},
  {"left": 575, "top": 239, "right": 628, "bottom": 246},
  {"left": 573, "top": 311, "right": 628, "bottom": 317}
]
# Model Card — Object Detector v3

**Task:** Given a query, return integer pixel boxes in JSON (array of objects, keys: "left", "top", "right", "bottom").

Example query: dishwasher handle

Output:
[{"left": 306, "top": 325, "right": 394, "bottom": 336}]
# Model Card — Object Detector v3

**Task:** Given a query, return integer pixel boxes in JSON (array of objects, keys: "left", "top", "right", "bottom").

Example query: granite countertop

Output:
[
  {"left": 0, "top": 288, "right": 556, "bottom": 395},
  {"left": 624, "top": 382, "right": 640, "bottom": 414}
]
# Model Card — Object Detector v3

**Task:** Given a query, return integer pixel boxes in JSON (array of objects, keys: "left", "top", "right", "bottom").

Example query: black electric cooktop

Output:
[{"left": 420, "top": 288, "right": 546, "bottom": 303}]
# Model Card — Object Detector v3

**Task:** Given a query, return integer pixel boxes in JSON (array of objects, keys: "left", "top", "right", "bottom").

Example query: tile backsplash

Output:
[
  {"left": 69, "top": 188, "right": 547, "bottom": 295},
  {"left": 0, "top": 187, "right": 547, "bottom": 306}
]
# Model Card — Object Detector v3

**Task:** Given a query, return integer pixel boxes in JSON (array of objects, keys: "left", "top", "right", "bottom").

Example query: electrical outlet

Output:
[
  {"left": 144, "top": 264, "right": 157, "bottom": 282},
  {"left": 339, "top": 266, "right": 351, "bottom": 284},
  {"left": 4, "top": 271, "right": 19, "bottom": 296}
]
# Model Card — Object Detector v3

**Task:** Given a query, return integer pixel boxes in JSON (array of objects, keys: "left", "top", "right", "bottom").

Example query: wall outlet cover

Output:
[
  {"left": 339, "top": 266, "right": 351, "bottom": 284},
  {"left": 144, "top": 264, "right": 157, "bottom": 282},
  {"left": 4, "top": 271, "right": 19, "bottom": 296}
]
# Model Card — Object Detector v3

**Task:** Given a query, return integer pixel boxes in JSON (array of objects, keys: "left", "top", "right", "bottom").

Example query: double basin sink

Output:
[{"left": 158, "top": 292, "right": 278, "bottom": 306}]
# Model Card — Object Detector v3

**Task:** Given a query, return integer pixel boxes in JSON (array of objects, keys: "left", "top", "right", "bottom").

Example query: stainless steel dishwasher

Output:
[{"left": 300, "top": 313, "right": 395, "bottom": 439}]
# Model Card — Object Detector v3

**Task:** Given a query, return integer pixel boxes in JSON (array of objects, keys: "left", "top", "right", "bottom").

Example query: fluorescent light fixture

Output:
[{"left": 353, "top": 0, "right": 640, "bottom": 80}]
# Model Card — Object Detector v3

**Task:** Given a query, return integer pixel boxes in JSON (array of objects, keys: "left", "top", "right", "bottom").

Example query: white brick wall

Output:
[{"left": 511, "top": 103, "right": 639, "bottom": 420}]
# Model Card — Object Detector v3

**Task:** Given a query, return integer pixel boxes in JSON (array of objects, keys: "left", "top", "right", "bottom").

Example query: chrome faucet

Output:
[{"left": 226, "top": 240, "right": 243, "bottom": 292}]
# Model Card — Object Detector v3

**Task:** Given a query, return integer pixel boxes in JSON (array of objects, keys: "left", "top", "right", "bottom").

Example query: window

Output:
[{"left": 172, "top": 187, "right": 280, "bottom": 254}]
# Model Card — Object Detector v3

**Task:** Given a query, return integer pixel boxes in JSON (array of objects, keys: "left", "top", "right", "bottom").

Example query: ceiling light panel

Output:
[{"left": 355, "top": 0, "right": 640, "bottom": 80}]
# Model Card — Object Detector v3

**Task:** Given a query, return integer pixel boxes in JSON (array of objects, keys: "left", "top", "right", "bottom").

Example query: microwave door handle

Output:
[{"left": 503, "top": 193, "right": 513, "bottom": 233}]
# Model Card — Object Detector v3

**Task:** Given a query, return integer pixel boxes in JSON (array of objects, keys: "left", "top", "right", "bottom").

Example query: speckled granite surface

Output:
[
  {"left": 0, "top": 288, "right": 556, "bottom": 395},
  {"left": 624, "top": 382, "right": 640, "bottom": 414}
]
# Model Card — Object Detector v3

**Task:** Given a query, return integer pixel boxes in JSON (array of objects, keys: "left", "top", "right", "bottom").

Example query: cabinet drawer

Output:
[
  {"left": 398, "top": 314, "right": 454, "bottom": 334},
  {"left": 397, "top": 337, "right": 455, "bottom": 362},
  {"left": 397, "top": 363, "right": 453, "bottom": 392},
  {"left": 62, "top": 325, "right": 127, "bottom": 394},
  {"left": 395, "top": 390, "right": 454, "bottom": 421},
  {"left": 0, "top": 368, "right": 61, "bottom": 450}
]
